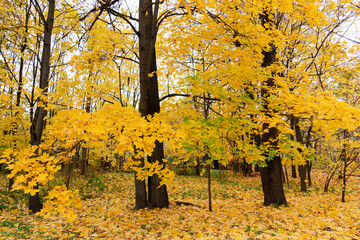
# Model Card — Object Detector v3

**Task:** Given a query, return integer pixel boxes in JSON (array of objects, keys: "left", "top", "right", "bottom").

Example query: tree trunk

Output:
[
  {"left": 148, "top": 141, "right": 169, "bottom": 208},
  {"left": 306, "top": 161, "right": 312, "bottom": 187},
  {"left": 80, "top": 147, "right": 87, "bottom": 176},
  {"left": 29, "top": 186, "right": 42, "bottom": 214},
  {"left": 293, "top": 116, "right": 307, "bottom": 192},
  {"left": 284, "top": 165, "right": 289, "bottom": 188},
  {"left": 195, "top": 157, "right": 201, "bottom": 175},
  {"left": 28, "top": 0, "right": 55, "bottom": 214},
  {"left": 254, "top": 164, "right": 260, "bottom": 172},
  {"left": 291, "top": 164, "right": 297, "bottom": 178},
  {"left": 80, "top": 97, "right": 91, "bottom": 176},
  {"left": 241, "top": 160, "right": 252, "bottom": 177},
  {"left": 260, "top": 156, "right": 287, "bottom": 206},
  {"left": 298, "top": 165, "right": 307, "bottom": 192},
  {"left": 206, "top": 163, "right": 212, "bottom": 211},
  {"left": 65, "top": 145, "right": 79, "bottom": 188},
  {"left": 258, "top": 11, "right": 287, "bottom": 206},
  {"left": 305, "top": 125, "right": 313, "bottom": 187},
  {"left": 137, "top": 0, "right": 168, "bottom": 209},
  {"left": 135, "top": 171, "right": 148, "bottom": 209},
  {"left": 213, "top": 160, "right": 219, "bottom": 170}
]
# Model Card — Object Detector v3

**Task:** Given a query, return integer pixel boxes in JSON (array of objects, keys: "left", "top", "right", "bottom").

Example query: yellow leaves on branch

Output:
[
  {"left": 47, "top": 102, "right": 176, "bottom": 183},
  {"left": 1, "top": 147, "right": 60, "bottom": 196},
  {"left": 40, "top": 185, "right": 82, "bottom": 222}
]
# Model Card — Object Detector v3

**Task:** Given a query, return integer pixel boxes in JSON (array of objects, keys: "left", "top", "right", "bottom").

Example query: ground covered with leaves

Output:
[{"left": 0, "top": 170, "right": 359, "bottom": 239}]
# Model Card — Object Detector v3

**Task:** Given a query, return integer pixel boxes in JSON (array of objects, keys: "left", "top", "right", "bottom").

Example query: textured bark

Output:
[
  {"left": 136, "top": 0, "right": 168, "bottom": 209},
  {"left": 28, "top": 0, "right": 55, "bottom": 214},
  {"left": 259, "top": 11, "right": 287, "bottom": 206},
  {"left": 135, "top": 171, "right": 148, "bottom": 209},
  {"left": 148, "top": 141, "right": 169, "bottom": 208}
]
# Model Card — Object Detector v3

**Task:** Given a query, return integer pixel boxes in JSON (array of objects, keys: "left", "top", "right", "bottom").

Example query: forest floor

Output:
[{"left": 0, "top": 169, "right": 359, "bottom": 239}]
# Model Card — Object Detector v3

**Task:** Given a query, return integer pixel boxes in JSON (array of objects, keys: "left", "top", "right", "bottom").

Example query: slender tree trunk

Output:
[
  {"left": 305, "top": 125, "right": 313, "bottom": 187},
  {"left": 258, "top": 11, "right": 286, "bottom": 206},
  {"left": 195, "top": 158, "right": 201, "bottom": 176},
  {"left": 29, "top": 0, "right": 55, "bottom": 214},
  {"left": 282, "top": 165, "right": 286, "bottom": 184},
  {"left": 284, "top": 165, "right": 289, "bottom": 188},
  {"left": 291, "top": 165, "right": 297, "bottom": 178},
  {"left": 306, "top": 161, "right": 312, "bottom": 187},
  {"left": 206, "top": 161, "right": 212, "bottom": 212},
  {"left": 293, "top": 116, "right": 307, "bottom": 192},
  {"left": 65, "top": 146, "right": 79, "bottom": 188},
  {"left": 80, "top": 147, "right": 87, "bottom": 176},
  {"left": 80, "top": 97, "right": 91, "bottom": 176}
]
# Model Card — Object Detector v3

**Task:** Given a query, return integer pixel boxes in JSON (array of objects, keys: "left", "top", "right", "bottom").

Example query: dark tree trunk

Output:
[
  {"left": 80, "top": 147, "right": 87, "bottom": 176},
  {"left": 298, "top": 165, "right": 307, "bottom": 192},
  {"left": 291, "top": 164, "right": 297, "bottom": 178},
  {"left": 241, "top": 160, "right": 252, "bottom": 177},
  {"left": 284, "top": 165, "right": 289, "bottom": 187},
  {"left": 305, "top": 125, "right": 313, "bottom": 187},
  {"left": 213, "top": 160, "right": 219, "bottom": 170},
  {"left": 137, "top": 0, "right": 168, "bottom": 209},
  {"left": 306, "top": 161, "right": 312, "bottom": 187},
  {"left": 206, "top": 163, "right": 212, "bottom": 211},
  {"left": 80, "top": 97, "right": 91, "bottom": 176},
  {"left": 135, "top": 172, "right": 148, "bottom": 209},
  {"left": 195, "top": 157, "right": 201, "bottom": 175},
  {"left": 65, "top": 147, "right": 79, "bottom": 188},
  {"left": 28, "top": 0, "right": 55, "bottom": 214},
  {"left": 8, "top": 178, "right": 14, "bottom": 191},
  {"left": 293, "top": 116, "right": 307, "bottom": 192},
  {"left": 100, "top": 156, "right": 111, "bottom": 172},
  {"left": 29, "top": 186, "right": 42, "bottom": 214},
  {"left": 260, "top": 156, "right": 286, "bottom": 206},
  {"left": 254, "top": 164, "right": 260, "bottom": 172},
  {"left": 148, "top": 141, "right": 169, "bottom": 208},
  {"left": 258, "top": 11, "right": 286, "bottom": 206}
]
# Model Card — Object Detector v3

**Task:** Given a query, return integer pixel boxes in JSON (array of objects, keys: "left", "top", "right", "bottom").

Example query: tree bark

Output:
[
  {"left": 195, "top": 157, "right": 201, "bottom": 175},
  {"left": 291, "top": 164, "right": 297, "bottom": 178},
  {"left": 206, "top": 163, "right": 212, "bottom": 211},
  {"left": 137, "top": 0, "right": 168, "bottom": 209},
  {"left": 259, "top": 11, "right": 287, "bottom": 206},
  {"left": 148, "top": 141, "right": 169, "bottom": 208},
  {"left": 305, "top": 125, "right": 313, "bottom": 187},
  {"left": 80, "top": 96, "right": 91, "bottom": 176},
  {"left": 293, "top": 116, "right": 307, "bottom": 192},
  {"left": 28, "top": 0, "right": 55, "bottom": 214}
]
